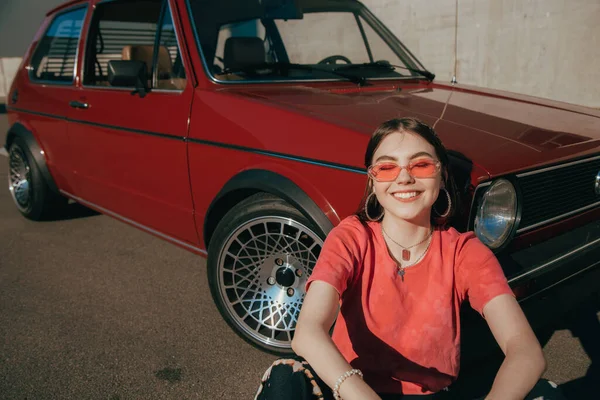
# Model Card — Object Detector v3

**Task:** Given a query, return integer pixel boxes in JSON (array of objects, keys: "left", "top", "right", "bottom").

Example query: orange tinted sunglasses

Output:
[{"left": 368, "top": 159, "right": 441, "bottom": 182}]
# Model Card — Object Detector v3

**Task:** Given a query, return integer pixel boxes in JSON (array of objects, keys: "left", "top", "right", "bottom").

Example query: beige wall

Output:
[
  {"left": 363, "top": 0, "right": 600, "bottom": 108},
  {"left": 0, "top": 58, "right": 22, "bottom": 101},
  {"left": 1, "top": 0, "right": 599, "bottom": 108}
]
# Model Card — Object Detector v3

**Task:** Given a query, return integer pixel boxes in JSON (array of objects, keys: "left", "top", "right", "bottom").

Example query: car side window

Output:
[
  {"left": 154, "top": 4, "right": 187, "bottom": 90},
  {"left": 83, "top": 0, "right": 162, "bottom": 87},
  {"left": 29, "top": 7, "right": 86, "bottom": 84},
  {"left": 83, "top": 0, "right": 185, "bottom": 91}
]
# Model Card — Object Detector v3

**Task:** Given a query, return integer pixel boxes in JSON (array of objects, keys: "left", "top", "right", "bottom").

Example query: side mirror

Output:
[{"left": 107, "top": 60, "right": 149, "bottom": 97}]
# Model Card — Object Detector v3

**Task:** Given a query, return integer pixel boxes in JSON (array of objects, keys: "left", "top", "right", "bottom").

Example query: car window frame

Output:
[
  {"left": 80, "top": 0, "right": 188, "bottom": 93},
  {"left": 354, "top": 13, "right": 374, "bottom": 63},
  {"left": 152, "top": 0, "right": 189, "bottom": 93},
  {"left": 27, "top": 4, "right": 89, "bottom": 86}
]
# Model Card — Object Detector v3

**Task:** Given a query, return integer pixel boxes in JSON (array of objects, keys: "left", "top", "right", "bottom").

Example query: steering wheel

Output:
[{"left": 317, "top": 55, "right": 352, "bottom": 65}]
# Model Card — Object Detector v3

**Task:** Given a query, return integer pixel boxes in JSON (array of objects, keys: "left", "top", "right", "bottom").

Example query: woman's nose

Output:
[{"left": 395, "top": 167, "right": 414, "bottom": 184}]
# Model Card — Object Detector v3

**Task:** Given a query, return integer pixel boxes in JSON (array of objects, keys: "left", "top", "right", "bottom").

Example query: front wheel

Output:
[{"left": 207, "top": 193, "right": 325, "bottom": 355}]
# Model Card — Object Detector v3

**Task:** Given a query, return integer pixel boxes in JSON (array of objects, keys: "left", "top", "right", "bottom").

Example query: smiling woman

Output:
[{"left": 255, "top": 118, "right": 566, "bottom": 400}]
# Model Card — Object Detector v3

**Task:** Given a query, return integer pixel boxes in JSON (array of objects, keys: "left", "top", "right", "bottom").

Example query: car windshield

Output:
[{"left": 187, "top": 0, "right": 431, "bottom": 83}]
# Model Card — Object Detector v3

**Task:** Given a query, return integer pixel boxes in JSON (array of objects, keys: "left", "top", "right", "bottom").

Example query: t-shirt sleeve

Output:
[
  {"left": 455, "top": 232, "right": 514, "bottom": 316},
  {"left": 305, "top": 218, "right": 364, "bottom": 296}
]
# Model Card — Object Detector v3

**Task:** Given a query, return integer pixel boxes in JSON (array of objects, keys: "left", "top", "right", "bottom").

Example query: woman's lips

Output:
[{"left": 390, "top": 191, "right": 422, "bottom": 203}]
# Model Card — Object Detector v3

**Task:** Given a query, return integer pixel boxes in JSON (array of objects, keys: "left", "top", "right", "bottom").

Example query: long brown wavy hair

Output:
[{"left": 355, "top": 118, "right": 459, "bottom": 227}]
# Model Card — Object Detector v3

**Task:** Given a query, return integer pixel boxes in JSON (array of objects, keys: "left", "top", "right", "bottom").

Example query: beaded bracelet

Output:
[{"left": 332, "top": 368, "right": 363, "bottom": 400}]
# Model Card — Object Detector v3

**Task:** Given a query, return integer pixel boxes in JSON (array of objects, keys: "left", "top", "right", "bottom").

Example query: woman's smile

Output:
[{"left": 390, "top": 190, "right": 423, "bottom": 202}]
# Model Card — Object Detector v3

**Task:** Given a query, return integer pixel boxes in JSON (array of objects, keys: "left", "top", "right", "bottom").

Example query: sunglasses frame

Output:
[{"left": 367, "top": 160, "right": 442, "bottom": 182}]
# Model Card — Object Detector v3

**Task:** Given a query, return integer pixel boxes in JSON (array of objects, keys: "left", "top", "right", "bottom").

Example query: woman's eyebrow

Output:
[
  {"left": 409, "top": 151, "right": 435, "bottom": 160},
  {"left": 374, "top": 155, "right": 397, "bottom": 163},
  {"left": 374, "top": 152, "right": 434, "bottom": 163}
]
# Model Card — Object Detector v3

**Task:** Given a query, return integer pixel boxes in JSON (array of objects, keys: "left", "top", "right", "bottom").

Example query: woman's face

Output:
[{"left": 371, "top": 131, "right": 443, "bottom": 224}]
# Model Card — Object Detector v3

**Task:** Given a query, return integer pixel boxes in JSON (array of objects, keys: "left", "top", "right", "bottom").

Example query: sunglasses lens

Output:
[
  {"left": 371, "top": 163, "right": 400, "bottom": 181},
  {"left": 409, "top": 161, "right": 438, "bottom": 178}
]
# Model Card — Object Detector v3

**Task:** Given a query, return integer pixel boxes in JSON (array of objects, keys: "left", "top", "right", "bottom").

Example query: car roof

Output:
[{"left": 46, "top": 0, "right": 89, "bottom": 16}]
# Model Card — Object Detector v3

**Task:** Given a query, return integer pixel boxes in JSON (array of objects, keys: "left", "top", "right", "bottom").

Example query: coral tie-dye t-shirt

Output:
[{"left": 306, "top": 216, "right": 513, "bottom": 395}]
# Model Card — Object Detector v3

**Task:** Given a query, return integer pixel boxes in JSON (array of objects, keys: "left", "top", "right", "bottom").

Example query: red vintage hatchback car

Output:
[{"left": 5, "top": 0, "right": 600, "bottom": 355}]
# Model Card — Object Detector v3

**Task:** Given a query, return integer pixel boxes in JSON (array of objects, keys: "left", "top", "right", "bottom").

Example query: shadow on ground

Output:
[
  {"left": 44, "top": 202, "right": 101, "bottom": 221},
  {"left": 453, "top": 290, "right": 600, "bottom": 399}
]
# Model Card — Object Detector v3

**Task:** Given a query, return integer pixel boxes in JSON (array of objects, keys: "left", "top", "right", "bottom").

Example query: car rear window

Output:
[{"left": 29, "top": 7, "right": 87, "bottom": 84}]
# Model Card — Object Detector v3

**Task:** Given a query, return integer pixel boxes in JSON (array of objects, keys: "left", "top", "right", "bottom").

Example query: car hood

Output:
[{"left": 223, "top": 82, "right": 600, "bottom": 178}]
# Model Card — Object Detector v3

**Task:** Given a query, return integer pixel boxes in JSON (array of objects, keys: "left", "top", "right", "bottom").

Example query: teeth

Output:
[{"left": 393, "top": 192, "right": 418, "bottom": 199}]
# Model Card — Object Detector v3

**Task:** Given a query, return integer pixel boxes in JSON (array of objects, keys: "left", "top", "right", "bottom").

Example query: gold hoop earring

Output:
[
  {"left": 434, "top": 188, "right": 452, "bottom": 218},
  {"left": 365, "top": 192, "right": 384, "bottom": 222}
]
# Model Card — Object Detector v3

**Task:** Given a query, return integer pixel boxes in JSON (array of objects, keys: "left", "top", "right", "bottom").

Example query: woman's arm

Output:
[
  {"left": 483, "top": 294, "right": 547, "bottom": 400},
  {"left": 291, "top": 281, "right": 381, "bottom": 400}
]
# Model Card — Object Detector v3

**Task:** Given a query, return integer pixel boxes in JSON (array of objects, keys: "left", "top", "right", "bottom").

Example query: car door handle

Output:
[{"left": 69, "top": 100, "right": 89, "bottom": 109}]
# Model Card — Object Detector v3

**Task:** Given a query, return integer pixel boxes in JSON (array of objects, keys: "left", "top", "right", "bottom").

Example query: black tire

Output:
[
  {"left": 7, "top": 137, "right": 66, "bottom": 220},
  {"left": 207, "top": 193, "right": 325, "bottom": 355}
]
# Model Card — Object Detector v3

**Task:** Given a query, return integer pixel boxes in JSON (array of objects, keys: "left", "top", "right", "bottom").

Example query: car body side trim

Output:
[
  {"left": 6, "top": 106, "right": 67, "bottom": 120},
  {"left": 7, "top": 106, "right": 367, "bottom": 174},
  {"left": 188, "top": 138, "right": 365, "bottom": 174},
  {"left": 507, "top": 235, "right": 600, "bottom": 284},
  {"left": 517, "top": 261, "right": 600, "bottom": 304},
  {"left": 7, "top": 106, "right": 185, "bottom": 141},
  {"left": 60, "top": 189, "right": 208, "bottom": 255},
  {"left": 68, "top": 118, "right": 186, "bottom": 141}
]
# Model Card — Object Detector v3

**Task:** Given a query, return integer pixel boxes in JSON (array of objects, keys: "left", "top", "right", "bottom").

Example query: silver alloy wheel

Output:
[
  {"left": 217, "top": 216, "right": 323, "bottom": 349},
  {"left": 8, "top": 146, "right": 32, "bottom": 212}
]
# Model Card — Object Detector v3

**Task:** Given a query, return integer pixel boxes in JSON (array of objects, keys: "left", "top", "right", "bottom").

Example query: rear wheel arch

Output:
[
  {"left": 203, "top": 169, "right": 335, "bottom": 248},
  {"left": 5, "top": 122, "right": 59, "bottom": 195}
]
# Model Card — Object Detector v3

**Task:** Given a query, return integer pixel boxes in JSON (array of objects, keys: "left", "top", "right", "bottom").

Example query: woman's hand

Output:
[
  {"left": 292, "top": 281, "right": 381, "bottom": 400},
  {"left": 482, "top": 294, "right": 546, "bottom": 400}
]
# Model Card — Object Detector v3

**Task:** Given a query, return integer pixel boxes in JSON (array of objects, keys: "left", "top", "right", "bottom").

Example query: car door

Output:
[
  {"left": 12, "top": 5, "right": 88, "bottom": 194},
  {"left": 67, "top": 0, "right": 197, "bottom": 244}
]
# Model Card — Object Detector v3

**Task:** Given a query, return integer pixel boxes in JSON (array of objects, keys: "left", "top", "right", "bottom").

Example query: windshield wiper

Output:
[
  {"left": 334, "top": 61, "right": 435, "bottom": 82},
  {"left": 223, "top": 62, "right": 369, "bottom": 86}
]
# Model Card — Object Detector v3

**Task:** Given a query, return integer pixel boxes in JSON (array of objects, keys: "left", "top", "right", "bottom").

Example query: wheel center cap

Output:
[{"left": 275, "top": 267, "right": 295, "bottom": 287}]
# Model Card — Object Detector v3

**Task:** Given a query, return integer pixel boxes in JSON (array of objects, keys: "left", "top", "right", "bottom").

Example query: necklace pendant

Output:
[
  {"left": 401, "top": 249, "right": 411, "bottom": 261},
  {"left": 397, "top": 268, "right": 405, "bottom": 282}
]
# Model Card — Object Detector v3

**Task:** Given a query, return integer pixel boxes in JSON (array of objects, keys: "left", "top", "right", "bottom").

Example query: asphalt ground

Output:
[{"left": 1, "top": 111, "right": 599, "bottom": 399}]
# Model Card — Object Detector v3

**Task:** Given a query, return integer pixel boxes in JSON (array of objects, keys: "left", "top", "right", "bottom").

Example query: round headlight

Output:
[{"left": 474, "top": 179, "right": 517, "bottom": 249}]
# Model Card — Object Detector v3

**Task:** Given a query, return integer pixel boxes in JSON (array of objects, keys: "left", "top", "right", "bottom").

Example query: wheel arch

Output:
[
  {"left": 203, "top": 169, "right": 336, "bottom": 248},
  {"left": 5, "top": 122, "right": 60, "bottom": 195}
]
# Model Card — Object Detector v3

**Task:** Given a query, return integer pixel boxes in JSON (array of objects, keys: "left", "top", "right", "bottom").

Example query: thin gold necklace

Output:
[
  {"left": 398, "top": 235, "right": 432, "bottom": 281},
  {"left": 385, "top": 232, "right": 433, "bottom": 282},
  {"left": 381, "top": 224, "right": 433, "bottom": 261}
]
